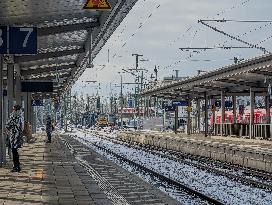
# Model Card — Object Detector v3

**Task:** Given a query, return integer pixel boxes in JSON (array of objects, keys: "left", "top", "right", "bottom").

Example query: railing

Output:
[
  {"left": 252, "top": 124, "right": 270, "bottom": 139},
  {"left": 214, "top": 123, "right": 271, "bottom": 139}
]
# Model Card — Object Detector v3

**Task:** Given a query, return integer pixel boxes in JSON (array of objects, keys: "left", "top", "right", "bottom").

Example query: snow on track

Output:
[{"left": 71, "top": 130, "right": 272, "bottom": 205}]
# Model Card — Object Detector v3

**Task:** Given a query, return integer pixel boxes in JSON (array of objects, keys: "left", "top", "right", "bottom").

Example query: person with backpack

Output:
[
  {"left": 5, "top": 105, "right": 23, "bottom": 172},
  {"left": 46, "top": 116, "right": 53, "bottom": 143}
]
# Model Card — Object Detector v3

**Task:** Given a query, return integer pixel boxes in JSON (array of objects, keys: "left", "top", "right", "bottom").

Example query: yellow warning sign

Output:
[
  {"left": 211, "top": 105, "right": 216, "bottom": 113},
  {"left": 83, "top": 0, "right": 112, "bottom": 10},
  {"left": 186, "top": 106, "right": 193, "bottom": 113}
]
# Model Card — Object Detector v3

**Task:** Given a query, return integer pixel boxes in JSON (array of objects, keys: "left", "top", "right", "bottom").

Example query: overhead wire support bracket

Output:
[
  {"left": 198, "top": 20, "right": 270, "bottom": 54},
  {"left": 179, "top": 46, "right": 253, "bottom": 51},
  {"left": 199, "top": 19, "right": 272, "bottom": 23}
]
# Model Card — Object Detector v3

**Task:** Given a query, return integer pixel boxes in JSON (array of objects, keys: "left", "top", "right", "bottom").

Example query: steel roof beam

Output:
[
  {"left": 0, "top": 12, "right": 99, "bottom": 26},
  {"left": 24, "top": 68, "right": 73, "bottom": 78},
  {"left": 142, "top": 54, "right": 272, "bottom": 96},
  {"left": 192, "top": 84, "right": 227, "bottom": 91},
  {"left": 15, "top": 48, "right": 85, "bottom": 63},
  {"left": 217, "top": 79, "right": 262, "bottom": 88},
  {"left": 64, "top": 0, "right": 138, "bottom": 91},
  {"left": 38, "top": 21, "right": 100, "bottom": 36},
  {"left": 26, "top": 73, "right": 70, "bottom": 81},
  {"left": 251, "top": 70, "right": 272, "bottom": 76},
  {"left": 21, "top": 64, "right": 77, "bottom": 76}
]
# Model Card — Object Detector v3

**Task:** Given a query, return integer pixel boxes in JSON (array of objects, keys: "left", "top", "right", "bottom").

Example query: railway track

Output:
[
  {"left": 84, "top": 130, "right": 272, "bottom": 191},
  {"left": 78, "top": 134, "right": 224, "bottom": 205}
]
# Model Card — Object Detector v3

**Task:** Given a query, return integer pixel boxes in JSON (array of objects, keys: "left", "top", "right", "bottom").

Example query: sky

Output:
[{"left": 72, "top": 0, "right": 272, "bottom": 99}]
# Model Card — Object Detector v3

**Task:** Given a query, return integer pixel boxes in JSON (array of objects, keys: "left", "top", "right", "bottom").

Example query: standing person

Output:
[
  {"left": 46, "top": 116, "right": 53, "bottom": 143},
  {"left": 5, "top": 105, "right": 23, "bottom": 172}
]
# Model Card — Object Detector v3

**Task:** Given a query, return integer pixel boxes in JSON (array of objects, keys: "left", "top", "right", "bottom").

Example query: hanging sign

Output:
[
  {"left": 211, "top": 105, "right": 216, "bottom": 112},
  {"left": 83, "top": 0, "right": 112, "bottom": 10},
  {"left": 31, "top": 100, "right": 44, "bottom": 106},
  {"left": 128, "top": 98, "right": 133, "bottom": 108},
  {"left": 0, "top": 26, "right": 7, "bottom": 54},
  {"left": 214, "top": 100, "right": 233, "bottom": 108},
  {"left": 225, "top": 101, "right": 233, "bottom": 108},
  {"left": 0, "top": 26, "right": 37, "bottom": 54},
  {"left": 172, "top": 100, "right": 189, "bottom": 107},
  {"left": 215, "top": 100, "right": 221, "bottom": 107},
  {"left": 21, "top": 82, "right": 53, "bottom": 92},
  {"left": 186, "top": 106, "right": 193, "bottom": 112},
  {"left": 165, "top": 106, "right": 176, "bottom": 112}
]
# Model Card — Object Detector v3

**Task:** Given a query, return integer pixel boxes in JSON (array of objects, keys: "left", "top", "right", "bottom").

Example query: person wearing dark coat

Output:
[
  {"left": 6, "top": 105, "right": 23, "bottom": 172},
  {"left": 46, "top": 116, "right": 53, "bottom": 143}
]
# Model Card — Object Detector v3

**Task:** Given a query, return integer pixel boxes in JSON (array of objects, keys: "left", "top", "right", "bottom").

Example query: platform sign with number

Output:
[
  {"left": 9, "top": 27, "right": 37, "bottom": 54},
  {"left": 0, "top": 26, "right": 37, "bottom": 54},
  {"left": 0, "top": 26, "right": 7, "bottom": 54}
]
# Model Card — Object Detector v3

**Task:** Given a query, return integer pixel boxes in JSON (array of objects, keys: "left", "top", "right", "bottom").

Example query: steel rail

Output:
[
  {"left": 90, "top": 139, "right": 224, "bottom": 205},
  {"left": 80, "top": 130, "right": 224, "bottom": 205},
  {"left": 85, "top": 130, "right": 272, "bottom": 191}
]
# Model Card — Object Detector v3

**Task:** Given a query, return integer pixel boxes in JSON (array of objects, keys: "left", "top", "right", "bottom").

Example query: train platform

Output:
[
  {"left": 0, "top": 133, "right": 180, "bottom": 205},
  {"left": 117, "top": 129, "right": 272, "bottom": 151},
  {"left": 116, "top": 130, "right": 272, "bottom": 172}
]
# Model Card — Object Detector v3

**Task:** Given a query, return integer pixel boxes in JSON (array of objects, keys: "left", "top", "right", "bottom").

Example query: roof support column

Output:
[
  {"left": 211, "top": 98, "right": 215, "bottom": 136},
  {"left": 32, "top": 106, "right": 36, "bottom": 134},
  {"left": 187, "top": 99, "right": 191, "bottom": 135},
  {"left": 163, "top": 106, "right": 166, "bottom": 131},
  {"left": 0, "top": 56, "right": 5, "bottom": 166},
  {"left": 154, "top": 97, "right": 157, "bottom": 118},
  {"left": 204, "top": 92, "right": 208, "bottom": 137},
  {"left": 23, "top": 93, "right": 28, "bottom": 121},
  {"left": 7, "top": 64, "right": 14, "bottom": 115},
  {"left": 221, "top": 91, "right": 225, "bottom": 136},
  {"left": 249, "top": 88, "right": 255, "bottom": 139},
  {"left": 15, "top": 65, "right": 22, "bottom": 106},
  {"left": 3, "top": 91, "right": 8, "bottom": 137},
  {"left": 196, "top": 99, "right": 201, "bottom": 133},
  {"left": 64, "top": 92, "right": 68, "bottom": 132},
  {"left": 233, "top": 95, "right": 237, "bottom": 123},
  {"left": 174, "top": 106, "right": 178, "bottom": 134},
  {"left": 265, "top": 94, "right": 271, "bottom": 139},
  {"left": 266, "top": 95, "right": 270, "bottom": 124},
  {"left": 24, "top": 92, "right": 32, "bottom": 125},
  {"left": 147, "top": 97, "right": 150, "bottom": 118}
]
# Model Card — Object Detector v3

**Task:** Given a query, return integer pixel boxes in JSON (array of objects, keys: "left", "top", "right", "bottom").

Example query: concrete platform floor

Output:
[
  {"left": 0, "top": 133, "right": 180, "bottom": 205},
  {"left": 0, "top": 134, "right": 111, "bottom": 205},
  {"left": 129, "top": 130, "right": 272, "bottom": 151}
]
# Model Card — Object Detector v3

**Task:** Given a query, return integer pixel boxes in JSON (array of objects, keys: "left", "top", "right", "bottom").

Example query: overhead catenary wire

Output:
[
  {"left": 199, "top": 19, "right": 272, "bottom": 23},
  {"left": 107, "top": 0, "right": 159, "bottom": 56},
  {"left": 112, "top": 3, "right": 161, "bottom": 59},
  {"left": 179, "top": 46, "right": 253, "bottom": 51},
  {"left": 169, "top": 0, "right": 252, "bottom": 47},
  {"left": 218, "top": 21, "right": 272, "bottom": 47},
  {"left": 198, "top": 20, "right": 269, "bottom": 53},
  {"left": 164, "top": 0, "right": 253, "bottom": 69},
  {"left": 164, "top": 20, "right": 272, "bottom": 70}
]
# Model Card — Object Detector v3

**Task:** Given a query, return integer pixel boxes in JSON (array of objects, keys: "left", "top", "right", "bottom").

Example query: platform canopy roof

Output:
[
  {"left": 0, "top": 0, "right": 138, "bottom": 97},
  {"left": 141, "top": 54, "right": 272, "bottom": 99}
]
